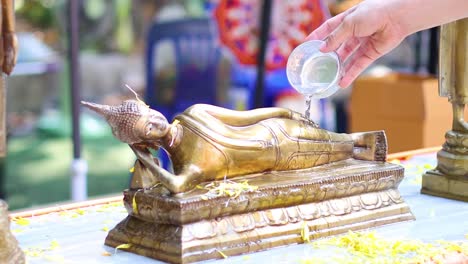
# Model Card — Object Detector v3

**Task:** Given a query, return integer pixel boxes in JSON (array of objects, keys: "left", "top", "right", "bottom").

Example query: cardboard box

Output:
[{"left": 350, "top": 73, "right": 455, "bottom": 153}]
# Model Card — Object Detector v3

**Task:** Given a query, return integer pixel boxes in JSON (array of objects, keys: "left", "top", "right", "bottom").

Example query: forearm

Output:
[
  {"left": 394, "top": 0, "right": 468, "bottom": 36},
  {"left": 130, "top": 145, "right": 201, "bottom": 193}
]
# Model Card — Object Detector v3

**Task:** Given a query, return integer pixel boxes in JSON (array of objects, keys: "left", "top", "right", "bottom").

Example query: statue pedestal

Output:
[
  {"left": 422, "top": 169, "right": 468, "bottom": 201},
  {"left": 105, "top": 160, "right": 414, "bottom": 263},
  {"left": 422, "top": 131, "right": 468, "bottom": 201}
]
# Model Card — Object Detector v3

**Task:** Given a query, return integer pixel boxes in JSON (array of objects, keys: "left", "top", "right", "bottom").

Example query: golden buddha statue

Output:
[
  {"left": 85, "top": 99, "right": 415, "bottom": 263},
  {"left": 83, "top": 100, "right": 386, "bottom": 193}
]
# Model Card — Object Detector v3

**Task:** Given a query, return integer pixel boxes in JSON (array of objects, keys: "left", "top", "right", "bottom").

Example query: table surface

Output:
[{"left": 11, "top": 152, "right": 468, "bottom": 264}]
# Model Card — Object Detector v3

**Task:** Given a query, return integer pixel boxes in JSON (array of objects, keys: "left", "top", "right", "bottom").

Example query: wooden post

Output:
[{"left": 0, "top": 76, "right": 5, "bottom": 157}]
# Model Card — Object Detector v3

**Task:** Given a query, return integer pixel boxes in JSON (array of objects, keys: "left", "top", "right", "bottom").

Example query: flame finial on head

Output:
[{"left": 81, "top": 100, "right": 152, "bottom": 144}]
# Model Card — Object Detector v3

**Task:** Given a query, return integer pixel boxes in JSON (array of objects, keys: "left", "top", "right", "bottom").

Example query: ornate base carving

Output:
[
  {"left": 422, "top": 169, "right": 468, "bottom": 201},
  {"left": 105, "top": 160, "right": 413, "bottom": 263},
  {"left": 106, "top": 196, "right": 412, "bottom": 263}
]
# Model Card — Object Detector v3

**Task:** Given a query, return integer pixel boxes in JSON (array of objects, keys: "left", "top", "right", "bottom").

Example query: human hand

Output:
[{"left": 307, "top": 0, "right": 407, "bottom": 88}]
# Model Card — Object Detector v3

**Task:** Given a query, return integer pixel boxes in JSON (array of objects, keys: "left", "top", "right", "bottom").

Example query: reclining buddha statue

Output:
[
  {"left": 82, "top": 100, "right": 386, "bottom": 194},
  {"left": 82, "top": 99, "right": 412, "bottom": 264}
]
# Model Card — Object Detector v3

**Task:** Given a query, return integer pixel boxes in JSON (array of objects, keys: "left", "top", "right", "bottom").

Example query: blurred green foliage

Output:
[{"left": 16, "top": 0, "right": 57, "bottom": 29}]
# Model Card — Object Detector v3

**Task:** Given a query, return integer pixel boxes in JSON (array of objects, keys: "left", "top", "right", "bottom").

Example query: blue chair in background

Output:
[
  {"left": 229, "top": 64, "right": 293, "bottom": 108},
  {"left": 145, "top": 18, "right": 221, "bottom": 169}
]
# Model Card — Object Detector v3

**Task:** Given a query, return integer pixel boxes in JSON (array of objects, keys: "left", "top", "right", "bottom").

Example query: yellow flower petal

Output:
[
  {"left": 132, "top": 193, "right": 138, "bottom": 214},
  {"left": 13, "top": 217, "right": 30, "bottom": 226},
  {"left": 115, "top": 243, "right": 132, "bottom": 253},
  {"left": 217, "top": 249, "right": 228, "bottom": 259},
  {"left": 49, "top": 240, "right": 60, "bottom": 250},
  {"left": 75, "top": 208, "right": 86, "bottom": 215},
  {"left": 301, "top": 222, "right": 310, "bottom": 243}
]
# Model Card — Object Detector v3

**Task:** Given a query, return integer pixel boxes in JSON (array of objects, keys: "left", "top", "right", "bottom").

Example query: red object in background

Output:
[{"left": 214, "top": 0, "right": 328, "bottom": 71}]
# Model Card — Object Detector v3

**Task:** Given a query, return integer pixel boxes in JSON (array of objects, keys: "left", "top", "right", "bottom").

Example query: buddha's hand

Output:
[
  {"left": 1, "top": 31, "right": 17, "bottom": 75},
  {"left": 130, "top": 144, "right": 160, "bottom": 169},
  {"left": 291, "top": 111, "right": 319, "bottom": 128}
]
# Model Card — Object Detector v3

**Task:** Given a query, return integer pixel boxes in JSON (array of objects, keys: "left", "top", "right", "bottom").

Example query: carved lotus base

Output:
[{"left": 105, "top": 160, "right": 414, "bottom": 263}]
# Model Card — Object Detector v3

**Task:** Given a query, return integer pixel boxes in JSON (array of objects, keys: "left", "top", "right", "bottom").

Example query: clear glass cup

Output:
[{"left": 286, "top": 40, "right": 342, "bottom": 99}]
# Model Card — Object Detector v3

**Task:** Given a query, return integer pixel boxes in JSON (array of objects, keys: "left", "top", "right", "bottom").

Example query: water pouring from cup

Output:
[{"left": 286, "top": 40, "right": 342, "bottom": 119}]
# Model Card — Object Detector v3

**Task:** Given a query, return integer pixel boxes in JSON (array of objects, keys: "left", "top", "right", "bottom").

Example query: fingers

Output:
[
  {"left": 339, "top": 42, "right": 380, "bottom": 88},
  {"left": 320, "top": 17, "right": 356, "bottom": 53},
  {"left": 306, "top": 6, "right": 357, "bottom": 41},
  {"left": 336, "top": 37, "right": 360, "bottom": 63},
  {"left": 306, "top": 13, "right": 346, "bottom": 41}
]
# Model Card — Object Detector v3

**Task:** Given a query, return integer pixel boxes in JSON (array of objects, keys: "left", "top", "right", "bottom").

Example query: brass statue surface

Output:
[
  {"left": 83, "top": 100, "right": 387, "bottom": 193},
  {"left": 83, "top": 100, "right": 413, "bottom": 263},
  {"left": 422, "top": 18, "right": 468, "bottom": 200},
  {"left": 0, "top": 200, "right": 25, "bottom": 264}
]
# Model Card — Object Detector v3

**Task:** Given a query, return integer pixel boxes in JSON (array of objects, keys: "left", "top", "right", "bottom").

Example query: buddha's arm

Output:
[
  {"left": 130, "top": 145, "right": 201, "bottom": 193},
  {"left": 189, "top": 104, "right": 307, "bottom": 127},
  {"left": 1, "top": 0, "right": 17, "bottom": 74}
]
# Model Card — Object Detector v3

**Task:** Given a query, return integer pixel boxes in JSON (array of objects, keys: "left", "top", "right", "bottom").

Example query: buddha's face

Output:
[{"left": 135, "top": 109, "right": 170, "bottom": 141}]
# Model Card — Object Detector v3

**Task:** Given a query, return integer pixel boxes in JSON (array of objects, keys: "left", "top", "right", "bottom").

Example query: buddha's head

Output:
[{"left": 81, "top": 100, "right": 170, "bottom": 145}]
